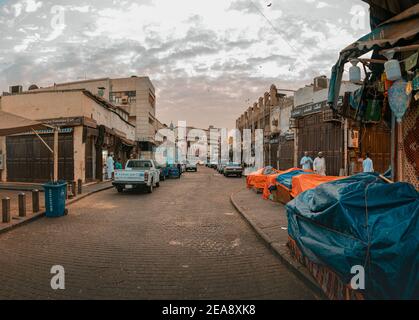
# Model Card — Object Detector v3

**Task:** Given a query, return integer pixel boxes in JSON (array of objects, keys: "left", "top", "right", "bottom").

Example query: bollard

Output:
[
  {"left": 66, "top": 183, "right": 71, "bottom": 200},
  {"left": 32, "top": 189, "right": 40, "bottom": 213},
  {"left": 2, "top": 197, "right": 10, "bottom": 223},
  {"left": 72, "top": 181, "right": 77, "bottom": 197},
  {"left": 18, "top": 193, "right": 26, "bottom": 217},
  {"left": 77, "top": 179, "right": 82, "bottom": 195}
]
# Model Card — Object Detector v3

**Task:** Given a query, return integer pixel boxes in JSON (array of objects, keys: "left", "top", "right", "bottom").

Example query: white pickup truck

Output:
[{"left": 113, "top": 159, "right": 160, "bottom": 193}]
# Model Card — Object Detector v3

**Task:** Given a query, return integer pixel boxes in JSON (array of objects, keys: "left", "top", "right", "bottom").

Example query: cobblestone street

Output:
[{"left": 0, "top": 167, "right": 317, "bottom": 300}]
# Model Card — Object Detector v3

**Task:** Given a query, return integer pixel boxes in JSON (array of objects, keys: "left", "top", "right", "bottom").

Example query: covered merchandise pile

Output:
[
  {"left": 246, "top": 166, "right": 280, "bottom": 190},
  {"left": 286, "top": 173, "right": 419, "bottom": 300},
  {"left": 290, "top": 174, "right": 344, "bottom": 198}
]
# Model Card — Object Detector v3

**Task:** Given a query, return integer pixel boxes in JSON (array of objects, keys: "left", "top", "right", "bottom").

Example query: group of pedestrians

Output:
[
  {"left": 300, "top": 151, "right": 374, "bottom": 176},
  {"left": 300, "top": 152, "right": 327, "bottom": 176},
  {"left": 104, "top": 153, "right": 124, "bottom": 180}
]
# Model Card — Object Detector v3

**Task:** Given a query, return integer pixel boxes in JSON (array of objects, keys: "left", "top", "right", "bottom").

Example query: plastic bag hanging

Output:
[{"left": 388, "top": 80, "right": 412, "bottom": 123}]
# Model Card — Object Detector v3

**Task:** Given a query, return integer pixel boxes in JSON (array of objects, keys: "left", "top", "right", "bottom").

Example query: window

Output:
[
  {"left": 127, "top": 160, "right": 152, "bottom": 169},
  {"left": 110, "top": 91, "right": 136, "bottom": 104},
  {"left": 149, "top": 91, "right": 156, "bottom": 108}
]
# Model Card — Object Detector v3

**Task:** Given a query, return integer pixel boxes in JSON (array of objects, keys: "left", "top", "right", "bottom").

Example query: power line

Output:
[{"left": 248, "top": 0, "right": 312, "bottom": 70}]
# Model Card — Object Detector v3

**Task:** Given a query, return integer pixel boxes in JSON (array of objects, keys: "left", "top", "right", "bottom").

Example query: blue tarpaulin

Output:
[
  {"left": 276, "top": 170, "right": 314, "bottom": 190},
  {"left": 286, "top": 173, "right": 419, "bottom": 300}
]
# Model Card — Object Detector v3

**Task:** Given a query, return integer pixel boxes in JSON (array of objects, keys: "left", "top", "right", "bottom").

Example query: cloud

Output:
[{"left": 0, "top": 0, "right": 370, "bottom": 128}]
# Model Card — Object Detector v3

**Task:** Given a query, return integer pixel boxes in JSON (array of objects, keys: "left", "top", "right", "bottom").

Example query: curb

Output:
[
  {"left": 66, "top": 185, "right": 114, "bottom": 206},
  {"left": 230, "top": 190, "right": 327, "bottom": 300},
  {"left": 0, "top": 211, "right": 45, "bottom": 236},
  {"left": 0, "top": 184, "right": 113, "bottom": 236}
]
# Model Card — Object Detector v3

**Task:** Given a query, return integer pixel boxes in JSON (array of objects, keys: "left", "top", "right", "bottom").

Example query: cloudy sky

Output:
[{"left": 0, "top": 0, "right": 370, "bottom": 128}]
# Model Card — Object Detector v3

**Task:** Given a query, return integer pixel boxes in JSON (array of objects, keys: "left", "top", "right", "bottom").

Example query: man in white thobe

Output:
[
  {"left": 106, "top": 154, "right": 115, "bottom": 180},
  {"left": 363, "top": 153, "right": 374, "bottom": 173},
  {"left": 313, "top": 152, "right": 326, "bottom": 176}
]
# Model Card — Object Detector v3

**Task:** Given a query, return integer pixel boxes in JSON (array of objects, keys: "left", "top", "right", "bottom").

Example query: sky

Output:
[{"left": 0, "top": 0, "right": 371, "bottom": 129}]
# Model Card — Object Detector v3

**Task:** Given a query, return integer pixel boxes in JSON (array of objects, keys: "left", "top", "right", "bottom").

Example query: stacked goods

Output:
[
  {"left": 273, "top": 169, "right": 314, "bottom": 204},
  {"left": 286, "top": 173, "right": 419, "bottom": 300},
  {"left": 262, "top": 168, "right": 301, "bottom": 200}
]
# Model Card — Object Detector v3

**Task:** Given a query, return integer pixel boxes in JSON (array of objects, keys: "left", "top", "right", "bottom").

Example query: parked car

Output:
[
  {"left": 223, "top": 162, "right": 243, "bottom": 177},
  {"left": 113, "top": 159, "right": 160, "bottom": 193},
  {"left": 156, "top": 165, "right": 170, "bottom": 181},
  {"left": 217, "top": 163, "right": 227, "bottom": 174},
  {"left": 186, "top": 161, "right": 198, "bottom": 172},
  {"left": 177, "top": 162, "right": 186, "bottom": 173},
  {"left": 169, "top": 165, "right": 181, "bottom": 178}
]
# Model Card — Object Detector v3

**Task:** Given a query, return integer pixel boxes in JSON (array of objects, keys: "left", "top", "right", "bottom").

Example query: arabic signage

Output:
[
  {"left": 41, "top": 117, "right": 84, "bottom": 127},
  {"left": 291, "top": 97, "right": 344, "bottom": 119},
  {"left": 291, "top": 101, "right": 326, "bottom": 118}
]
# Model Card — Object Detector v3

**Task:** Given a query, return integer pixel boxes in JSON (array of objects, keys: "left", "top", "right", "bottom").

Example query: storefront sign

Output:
[
  {"left": 16, "top": 128, "right": 74, "bottom": 136},
  {"left": 291, "top": 97, "right": 344, "bottom": 119},
  {"left": 291, "top": 101, "right": 327, "bottom": 118},
  {"left": 41, "top": 117, "right": 83, "bottom": 127}
]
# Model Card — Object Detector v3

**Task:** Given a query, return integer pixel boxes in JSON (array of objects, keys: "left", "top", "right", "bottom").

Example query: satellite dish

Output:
[{"left": 28, "top": 84, "right": 39, "bottom": 90}]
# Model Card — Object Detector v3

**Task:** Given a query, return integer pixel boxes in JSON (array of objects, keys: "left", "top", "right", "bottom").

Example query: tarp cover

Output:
[
  {"left": 246, "top": 167, "right": 280, "bottom": 189},
  {"left": 290, "top": 174, "right": 345, "bottom": 198},
  {"left": 262, "top": 168, "right": 303, "bottom": 199},
  {"left": 287, "top": 173, "right": 419, "bottom": 299},
  {"left": 275, "top": 170, "right": 314, "bottom": 190},
  {"left": 328, "top": 3, "right": 419, "bottom": 109}
]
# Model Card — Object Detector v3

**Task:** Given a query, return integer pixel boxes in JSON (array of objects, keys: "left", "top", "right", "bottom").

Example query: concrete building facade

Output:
[
  {"left": 36, "top": 76, "right": 157, "bottom": 157},
  {"left": 0, "top": 89, "right": 136, "bottom": 183}
]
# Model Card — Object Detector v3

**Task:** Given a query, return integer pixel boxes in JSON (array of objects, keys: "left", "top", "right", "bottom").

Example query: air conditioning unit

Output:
[
  {"left": 314, "top": 76, "right": 328, "bottom": 91},
  {"left": 121, "top": 96, "right": 129, "bottom": 105}
]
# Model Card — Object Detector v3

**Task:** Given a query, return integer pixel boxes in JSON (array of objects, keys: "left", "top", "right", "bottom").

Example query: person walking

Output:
[
  {"left": 106, "top": 153, "right": 115, "bottom": 180},
  {"left": 313, "top": 152, "right": 327, "bottom": 176},
  {"left": 115, "top": 158, "right": 123, "bottom": 170},
  {"left": 363, "top": 153, "right": 374, "bottom": 173},
  {"left": 300, "top": 152, "right": 313, "bottom": 170}
]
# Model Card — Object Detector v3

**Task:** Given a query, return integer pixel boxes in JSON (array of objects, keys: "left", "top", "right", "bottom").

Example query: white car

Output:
[
  {"left": 113, "top": 159, "right": 160, "bottom": 193},
  {"left": 185, "top": 161, "right": 198, "bottom": 172}
]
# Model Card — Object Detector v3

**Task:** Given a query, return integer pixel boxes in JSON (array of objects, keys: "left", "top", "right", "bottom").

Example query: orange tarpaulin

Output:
[
  {"left": 262, "top": 168, "right": 303, "bottom": 199},
  {"left": 246, "top": 167, "right": 280, "bottom": 189},
  {"left": 290, "top": 174, "right": 345, "bottom": 198},
  {"left": 246, "top": 168, "right": 264, "bottom": 188}
]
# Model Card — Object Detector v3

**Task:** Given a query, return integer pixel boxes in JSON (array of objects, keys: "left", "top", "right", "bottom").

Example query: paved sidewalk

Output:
[
  {"left": 0, "top": 181, "right": 113, "bottom": 235},
  {"left": 231, "top": 188, "right": 326, "bottom": 298}
]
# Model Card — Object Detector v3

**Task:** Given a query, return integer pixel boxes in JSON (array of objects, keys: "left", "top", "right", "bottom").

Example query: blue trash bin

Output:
[{"left": 44, "top": 181, "right": 67, "bottom": 218}]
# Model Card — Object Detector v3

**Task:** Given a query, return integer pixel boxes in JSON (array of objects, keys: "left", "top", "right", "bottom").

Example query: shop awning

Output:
[
  {"left": 362, "top": 0, "right": 418, "bottom": 16},
  {"left": 0, "top": 111, "right": 48, "bottom": 136},
  {"left": 328, "top": 3, "right": 419, "bottom": 109},
  {"left": 120, "top": 137, "right": 136, "bottom": 147}
]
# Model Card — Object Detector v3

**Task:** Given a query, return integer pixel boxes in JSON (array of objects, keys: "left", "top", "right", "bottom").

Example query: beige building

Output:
[
  {"left": 236, "top": 84, "right": 295, "bottom": 168},
  {"left": 169, "top": 124, "right": 220, "bottom": 163},
  {"left": 0, "top": 89, "right": 136, "bottom": 183},
  {"left": 35, "top": 76, "right": 157, "bottom": 157}
]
